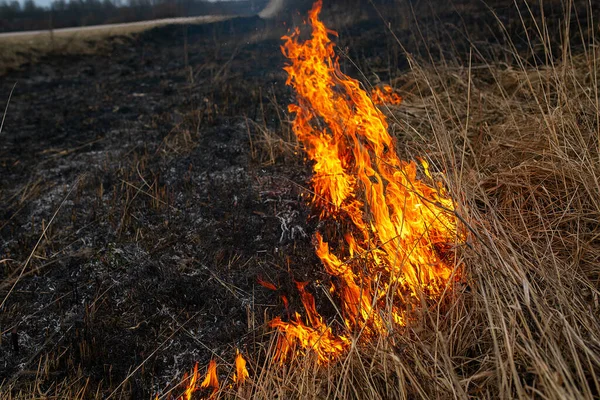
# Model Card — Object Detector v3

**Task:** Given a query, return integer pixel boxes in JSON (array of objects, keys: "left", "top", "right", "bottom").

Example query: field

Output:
[
  {"left": 0, "top": 15, "right": 230, "bottom": 76},
  {"left": 1, "top": 0, "right": 600, "bottom": 398}
]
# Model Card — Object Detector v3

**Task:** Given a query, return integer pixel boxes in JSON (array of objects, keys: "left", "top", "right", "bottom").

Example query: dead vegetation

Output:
[
  {"left": 1, "top": 0, "right": 600, "bottom": 399},
  {"left": 0, "top": 30, "right": 130, "bottom": 76},
  {"left": 243, "top": 3, "right": 600, "bottom": 400},
  {"left": 209, "top": 1, "right": 600, "bottom": 399}
]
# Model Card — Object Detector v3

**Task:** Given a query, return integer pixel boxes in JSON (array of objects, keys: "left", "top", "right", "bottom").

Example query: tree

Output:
[{"left": 23, "top": 0, "right": 38, "bottom": 13}]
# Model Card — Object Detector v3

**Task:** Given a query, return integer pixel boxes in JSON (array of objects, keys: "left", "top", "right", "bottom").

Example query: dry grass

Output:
[
  {"left": 3, "top": 1, "right": 600, "bottom": 399},
  {"left": 245, "top": 90, "right": 298, "bottom": 166},
  {"left": 205, "top": 2, "right": 600, "bottom": 399},
  {"left": 0, "top": 30, "right": 131, "bottom": 76}
]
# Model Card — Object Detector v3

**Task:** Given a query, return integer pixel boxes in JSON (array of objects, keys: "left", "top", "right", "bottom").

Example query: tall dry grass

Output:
[{"left": 219, "top": 1, "right": 600, "bottom": 399}]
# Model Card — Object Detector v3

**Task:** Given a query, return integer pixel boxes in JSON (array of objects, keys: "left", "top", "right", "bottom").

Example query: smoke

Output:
[{"left": 258, "top": 0, "right": 286, "bottom": 18}]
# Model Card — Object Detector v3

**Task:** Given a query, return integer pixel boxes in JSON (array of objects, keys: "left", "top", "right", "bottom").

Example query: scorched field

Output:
[{"left": 1, "top": 0, "right": 600, "bottom": 399}]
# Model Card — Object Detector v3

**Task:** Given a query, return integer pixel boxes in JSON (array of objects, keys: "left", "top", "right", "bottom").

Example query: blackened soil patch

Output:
[{"left": 0, "top": 15, "right": 314, "bottom": 396}]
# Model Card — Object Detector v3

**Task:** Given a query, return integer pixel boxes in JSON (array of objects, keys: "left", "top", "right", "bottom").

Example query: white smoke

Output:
[{"left": 258, "top": 0, "right": 286, "bottom": 18}]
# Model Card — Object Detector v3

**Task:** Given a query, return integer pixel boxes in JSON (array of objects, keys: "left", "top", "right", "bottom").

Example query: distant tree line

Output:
[{"left": 0, "top": 0, "right": 268, "bottom": 32}]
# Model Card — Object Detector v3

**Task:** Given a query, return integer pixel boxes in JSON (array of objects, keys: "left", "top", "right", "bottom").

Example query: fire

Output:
[
  {"left": 269, "top": 281, "right": 349, "bottom": 362},
  {"left": 160, "top": 1, "right": 459, "bottom": 395},
  {"left": 176, "top": 359, "right": 219, "bottom": 400},
  {"left": 169, "top": 353, "right": 249, "bottom": 399},
  {"left": 200, "top": 359, "right": 219, "bottom": 391},
  {"left": 371, "top": 85, "right": 403, "bottom": 105},
  {"left": 257, "top": 276, "right": 278, "bottom": 291},
  {"left": 270, "top": 0, "right": 460, "bottom": 362},
  {"left": 233, "top": 351, "right": 249, "bottom": 384},
  {"left": 182, "top": 363, "right": 199, "bottom": 400}
]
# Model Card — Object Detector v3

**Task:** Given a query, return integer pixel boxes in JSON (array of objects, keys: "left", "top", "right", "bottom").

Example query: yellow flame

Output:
[
  {"left": 181, "top": 363, "right": 199, "bottom": 400},
  {"left": 270, "top": 0, "right": 460, "bottom": 362},
  {"left": 233, "top": 350, "right": 250, "bottom": 384},
  {"left": 200, "top": 359, "right": 219, "bottom": 391}
]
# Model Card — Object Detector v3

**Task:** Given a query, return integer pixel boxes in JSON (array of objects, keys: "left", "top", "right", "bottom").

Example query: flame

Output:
[
  {"left": 269, "top": 281, "right": 349, "bottom": 362},
  {"left": 233, "top": 350, "right": 249, "bottom": 384},
  {"left": 168, "top": 354, "right": 250, "bottom": 399},
  {"left": 280, "top": 294, "right": 290, "bottom": 317},
  {"left": 371, "top": 85, "right": 403, "bottom": 105},
  {"left": 182, "top": 363, "right": 199, "bottom": 400},
  {"left": 199, "top": 359, "right": 219, "bottom": 390},
  {"left": 270, "top": 0, "right": 460, "bottom": 362},
  {"left": 159, "top": 2, "right": 460, "bottom": 393},
  {"left": 257, "top": 277, "right": 278, "bottom": 291}
]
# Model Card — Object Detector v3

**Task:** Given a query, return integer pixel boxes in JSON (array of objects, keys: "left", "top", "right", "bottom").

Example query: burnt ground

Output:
[
  {"left": 0, "top": 16, "right": 320, "bottom": 397},
  {"left": 0, "top": 1, "right": 598, "bottom": 398}
]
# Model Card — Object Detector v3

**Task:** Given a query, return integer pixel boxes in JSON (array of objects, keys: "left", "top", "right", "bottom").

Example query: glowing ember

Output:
[
  {"left": 371, "top": 85, "right": 403, "bottom": 105},
  {"left": 233, "top": 351, "right": 250, "bottom": 384},
  {"left": 257, "top": 276, "right": 278, "bottom": 291},
  {"left": 270, "top": 0, "right": 460, "bottom": 362}
]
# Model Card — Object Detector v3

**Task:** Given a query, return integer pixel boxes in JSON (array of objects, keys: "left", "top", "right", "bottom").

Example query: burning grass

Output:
[
  {"left": 2, "top": 0, "right": 600, "bottom": 398},
  {"left": 153, "top": 1, "right": 600, "bottom": 398},
  {"left": 266, "top": 0, "right": 461, "bottom": 363},
  {"left": 221, "top": 3, "right": 600, "bottom": 399}
]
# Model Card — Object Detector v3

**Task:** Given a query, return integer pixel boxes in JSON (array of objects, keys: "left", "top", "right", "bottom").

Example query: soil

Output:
[
  {"left": 0, "top": 15, "right": 316, "bottom": 396},
  {"left": 0, "top": 1, "right": 597, "bottom": 397}
]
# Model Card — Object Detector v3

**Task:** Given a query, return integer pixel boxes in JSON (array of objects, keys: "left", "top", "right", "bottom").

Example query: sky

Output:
[{"left": 22, "top": 0, "right": 53, "bottom": 7}]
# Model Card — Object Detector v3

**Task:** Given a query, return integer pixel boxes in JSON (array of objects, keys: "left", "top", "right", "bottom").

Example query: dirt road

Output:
[{"left": 0, "top": 15, "right": 231, "bottom": 39}]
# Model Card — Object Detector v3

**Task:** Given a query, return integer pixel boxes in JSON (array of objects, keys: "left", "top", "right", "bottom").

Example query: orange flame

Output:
[
  {"left": 171, "top": 354, "right": 249, "bottom": 399},
  {"left": 200, "top": 359, "right": 219, "bottom": 391},
  {"left": 270, "top": 0, "right": 460, "bottom": 362},
  {"left": 233, "top": 351, "right": 249, "bottom": 384},
  {"left": 280, "top": 295, "right": 290, "bottom": 314},
  {"left": 182, "top": 363, "right": 199, "bottom": 400},
  {"left": 270, "top": 281, "right": 349, "bottom": 362},
  {"left": 257, "top": 277, "right": 278, "bottom": 291},
  {"left": 371, "top": 85, "right": 403, "bottom": 105}
]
